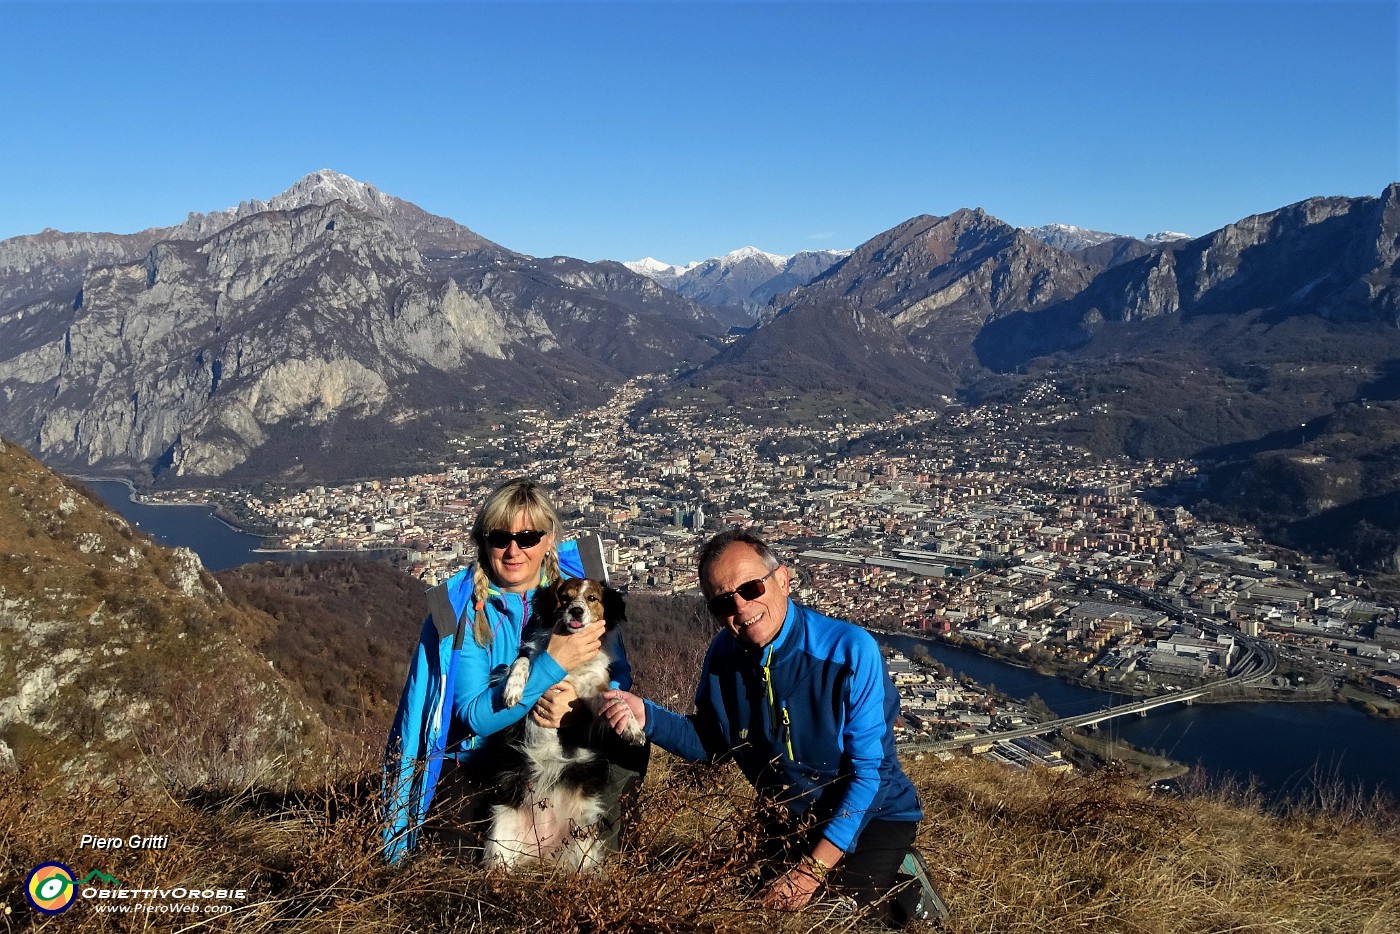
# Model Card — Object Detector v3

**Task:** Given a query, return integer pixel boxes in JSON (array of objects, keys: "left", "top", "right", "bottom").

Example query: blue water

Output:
[
  {"left": 85, "top": 480, "right": 296, "bottom": 572},
  {"left": 876, "top": 632, "right": 1400, "bottom": 804}
]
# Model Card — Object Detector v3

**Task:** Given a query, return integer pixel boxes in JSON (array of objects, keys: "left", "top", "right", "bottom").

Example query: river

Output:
[
  {"left": 877, "top": 632, "right": 1400, "bottom": 805},
  {"left": 85, "top": 480, "right": 1400, "bottom": 803}
]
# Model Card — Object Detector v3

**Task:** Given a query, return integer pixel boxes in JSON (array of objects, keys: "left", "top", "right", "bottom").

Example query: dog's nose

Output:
[{"left": 568, "top": 606, "right": 585, "bottom": 620}]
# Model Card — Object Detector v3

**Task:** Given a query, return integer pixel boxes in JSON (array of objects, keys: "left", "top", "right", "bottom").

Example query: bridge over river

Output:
[
  {"left": 908, "top": 686, "right": 1213, "bottom": 752},
  {"left": 901, "top": 574, "right": 1279, "bottom": 753}
]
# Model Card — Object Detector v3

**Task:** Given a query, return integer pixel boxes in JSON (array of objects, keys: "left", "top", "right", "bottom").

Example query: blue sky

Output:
[{"left": 1, "top": 1, "right": 1395, "bottom": 263}]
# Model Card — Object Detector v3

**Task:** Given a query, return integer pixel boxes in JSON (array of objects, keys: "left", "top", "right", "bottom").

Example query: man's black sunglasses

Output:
[
  {"left": 706, "top": 567, "right": 780, "bottom": 617},
  {"left": 485, "top": 529, "right": 546, "bottom": 549}
]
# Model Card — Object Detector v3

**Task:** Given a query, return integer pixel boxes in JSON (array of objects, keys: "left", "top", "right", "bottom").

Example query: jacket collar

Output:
[{"left": 745, "top": 598, "right": 798, "bottom": 658}]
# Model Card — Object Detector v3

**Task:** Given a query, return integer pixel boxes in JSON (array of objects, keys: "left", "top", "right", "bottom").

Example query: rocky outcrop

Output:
[{"left": 0, "top": 441, "right": 333, "bottom": 789}]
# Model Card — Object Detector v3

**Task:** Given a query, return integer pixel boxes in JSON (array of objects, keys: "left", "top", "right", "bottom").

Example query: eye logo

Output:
[{"left": 26, "top": 862, "right": 77, "bottom": 914}]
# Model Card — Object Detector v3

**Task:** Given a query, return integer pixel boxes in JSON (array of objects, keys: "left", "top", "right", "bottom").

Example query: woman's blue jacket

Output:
[{"left": 380, "top": 539, "right": 629, "bottom": 861}]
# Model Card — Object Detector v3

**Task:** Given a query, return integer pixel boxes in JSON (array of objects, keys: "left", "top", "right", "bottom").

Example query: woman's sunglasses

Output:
[
  {"left": 485, "top": 529, "right": 546, "bottom": 549},
  {"left": 706, "top": 567, "right": 780, "bottom": 617}
]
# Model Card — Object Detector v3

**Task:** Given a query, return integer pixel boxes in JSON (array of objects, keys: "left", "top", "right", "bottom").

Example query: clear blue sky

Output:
[{"left": 1, "top": 1, "right": 1395, "bottom": 264}]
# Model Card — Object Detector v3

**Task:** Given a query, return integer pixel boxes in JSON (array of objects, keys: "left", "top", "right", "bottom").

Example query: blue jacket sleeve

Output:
[
  {"left": 821, "top": 631, "right": 894, "bottom": 853},
  {"left": 452, "top": 638, "right": 568, "bottom": 739},
  {"left": 604, "top": 628, "right": 633, "bottom": 691},
  {"left": 642, "top": 641, "right": 728, "bottom": 761},
  {"left": 641, "top": 702, "right": 713, "bottom": 761}
]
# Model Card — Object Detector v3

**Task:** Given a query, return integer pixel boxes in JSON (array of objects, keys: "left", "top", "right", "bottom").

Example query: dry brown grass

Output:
[
  {"left": 4, "top": 749, "right": 1398, "bottom": 933},
  {"left": 909, "top": 756, "right": 1400, "bottom": 934}
]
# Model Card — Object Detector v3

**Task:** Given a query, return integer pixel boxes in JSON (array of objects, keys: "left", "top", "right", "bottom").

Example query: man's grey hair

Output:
[{"left": 696, "top": 527, "right": 782, "bottom": 584}]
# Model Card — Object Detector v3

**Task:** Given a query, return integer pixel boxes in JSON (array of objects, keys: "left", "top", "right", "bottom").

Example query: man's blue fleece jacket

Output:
[{"left": 643, "top": 601, "right": 923, "bottom": 852}]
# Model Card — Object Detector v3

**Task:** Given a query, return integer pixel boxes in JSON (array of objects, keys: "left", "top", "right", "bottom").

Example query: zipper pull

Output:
[{"left": 780, "top": 701, "right": 794, "bottom": 761}]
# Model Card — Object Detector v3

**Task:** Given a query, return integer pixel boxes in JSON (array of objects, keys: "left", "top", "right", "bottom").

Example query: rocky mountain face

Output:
[
  {"left": 164, "top": 168, "right": 511, "bottom": 256},
  {"left": 0, "top": 173, "right": 722, "bottom": 481},
  {"left": 0, "top": 438, "right": 334, "bottom": 788},
  {"left": 1022, "top": 223, "right": 1191, "bottom": 253},
  {"left": 1023, "top": 223, "right": 1123, "bottom": 251},
  {"left": 0, "top": 170, "right": 507, "bottom": 321},
  {"left": 977, "top": 185, "right": 1400, "bottom": 371},
  {"left": 734, "top": 209, "right": 1105, "bottom": 391},
  {"left": 0, "top": 229, "right": 168, "bottom": 318}
]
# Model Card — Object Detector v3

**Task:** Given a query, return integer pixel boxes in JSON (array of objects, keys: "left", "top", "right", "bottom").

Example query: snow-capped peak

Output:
[
  {"left": 623, "top": 257, "right": 700, "bottom": 280},
  {"left": 719, "top": 245, "right": 789, "bottom": 268},
  {"left": 1022, "top": 223, "right": 1122, "bottom": 250},
  {"left": 1144, "top": 231, "right": 1192, "bottom": 244},
  {"left": 270, "top": 169, "right": 394, "bottom": 213}
]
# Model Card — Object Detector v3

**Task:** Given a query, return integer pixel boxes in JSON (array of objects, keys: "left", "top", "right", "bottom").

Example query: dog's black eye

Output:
[{"left": 587, "top": 594, "right": 599, "bottom": 601}]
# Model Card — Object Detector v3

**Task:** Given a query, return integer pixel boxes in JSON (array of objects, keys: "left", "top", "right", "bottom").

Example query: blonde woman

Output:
[{"left": 383, "top": 478, "right": 642, "bottom": 861}]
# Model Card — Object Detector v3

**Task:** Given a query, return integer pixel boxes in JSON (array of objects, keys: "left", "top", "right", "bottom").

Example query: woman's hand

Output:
[
  {"left": 531, "top": 681, "right": 582, "bottom": 729},
  {"left": 545, "top": 620, "right": 604, "bottom": 671}
]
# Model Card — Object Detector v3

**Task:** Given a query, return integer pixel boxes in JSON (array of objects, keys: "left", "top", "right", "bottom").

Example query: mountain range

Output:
[
  {"left": 0, "top": 171, "right": 721, "bottom": 480},
  {"left": 2, "top": 170, "right": 1399, "bottom": 568},
  {"left": 627, "top": 246, "right": 850, "bottom": 327}
]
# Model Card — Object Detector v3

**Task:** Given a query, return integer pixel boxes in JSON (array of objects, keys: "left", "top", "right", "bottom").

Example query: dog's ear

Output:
[
  {"left": 602, "top": 586, "right": 626, "bottom": 624},
  {"left": 533, "top": 581, "right": 562, "bottom": 622}
]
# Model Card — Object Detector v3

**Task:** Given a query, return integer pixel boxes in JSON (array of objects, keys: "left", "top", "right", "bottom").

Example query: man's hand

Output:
[
  {"left": 600, "top": 689, "right": 646, "bottom": 736},
  {"left": 531, "top": 681, "right": 581, "bottom": 729},
  {"left": 760, "top": 864, "right": 822, "bottom": 911}
]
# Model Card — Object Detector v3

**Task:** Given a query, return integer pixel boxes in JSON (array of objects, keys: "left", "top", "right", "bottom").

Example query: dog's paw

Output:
[
  {"left": 620, "top": 713, "right": 646, "bottom": 747},
  {"left": 502, "top": 658, "right": 530, "bottom": 707}
]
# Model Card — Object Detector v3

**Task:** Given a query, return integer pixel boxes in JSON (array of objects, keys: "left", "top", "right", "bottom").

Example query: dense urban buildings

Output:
[{"left": 149, "top": 376, "right": 1400, "bottom": 731}]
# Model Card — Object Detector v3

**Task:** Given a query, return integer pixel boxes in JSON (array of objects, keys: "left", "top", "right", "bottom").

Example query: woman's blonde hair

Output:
[{"left": 469, "top": 478, "right": 562, "bottom": 647}]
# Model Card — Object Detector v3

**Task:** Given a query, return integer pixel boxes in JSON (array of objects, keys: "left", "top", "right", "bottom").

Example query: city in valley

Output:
[{"left": 145, "top": 376, "right": 1400, "bottom": 774}]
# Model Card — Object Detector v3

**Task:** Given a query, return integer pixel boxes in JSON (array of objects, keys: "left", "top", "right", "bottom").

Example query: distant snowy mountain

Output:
[
  {"left": 1024, "top": 223, "right": 1194, "bottom": 252},
  {"left": 622, "top": 256, "right": 700, "bottom": 284},
  {"left": 1023, "top": 223, "right": 1123, "bottom": 251},
  {"left": 624, "top": 245, "right": 849, "bottom": 324}
]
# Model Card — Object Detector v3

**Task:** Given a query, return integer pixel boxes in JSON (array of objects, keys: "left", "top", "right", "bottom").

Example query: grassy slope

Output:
[{"left": 3, "top": 753, "right": 1397, "bottom": 932}]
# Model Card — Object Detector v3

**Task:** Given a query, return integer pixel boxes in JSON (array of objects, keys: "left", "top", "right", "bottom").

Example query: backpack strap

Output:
[{"left": 426, "top": 578, "right": 468, "bottom": 651}]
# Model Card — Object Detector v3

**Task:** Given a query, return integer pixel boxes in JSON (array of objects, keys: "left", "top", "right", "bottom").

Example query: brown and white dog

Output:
[{"left": 484, "top": 578, "right": 645, "bottom": 872}]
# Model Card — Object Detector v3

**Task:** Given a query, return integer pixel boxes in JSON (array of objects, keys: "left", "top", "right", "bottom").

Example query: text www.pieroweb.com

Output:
[{"left": 91, "top": 901, "right": 234, "bottom": 915}]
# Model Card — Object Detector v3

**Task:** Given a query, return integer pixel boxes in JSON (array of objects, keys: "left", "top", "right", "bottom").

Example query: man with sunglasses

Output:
[{"left": 602, "top": 527, "right": 928, "bottom": 926}]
